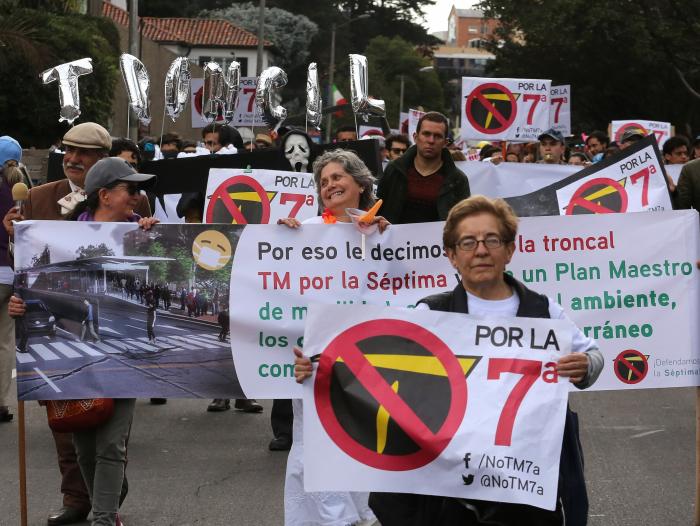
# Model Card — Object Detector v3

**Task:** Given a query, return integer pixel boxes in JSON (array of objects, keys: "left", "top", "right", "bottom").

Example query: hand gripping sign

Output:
[
  {"left": 461, "top": 77, "right": 552, "bottom": 141},
  {"left": 303, "top": 303, "right": 572, "bottom": 511}
]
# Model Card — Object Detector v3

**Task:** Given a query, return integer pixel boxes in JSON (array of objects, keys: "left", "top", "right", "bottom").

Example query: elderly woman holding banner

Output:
[
  {"left": 280, "top": 149, "right": 388, "bottom": 526},
  {"left": 10, "top": 157, "right": 158, "bottom": 526},
  {"left": 295, "top": 195, "right": 603, "bottom": 526}
]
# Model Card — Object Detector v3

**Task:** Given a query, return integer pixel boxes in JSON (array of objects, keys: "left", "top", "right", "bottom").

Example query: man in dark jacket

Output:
[{"left": 378, "top": 111, "right": 470, "bottom": 224}]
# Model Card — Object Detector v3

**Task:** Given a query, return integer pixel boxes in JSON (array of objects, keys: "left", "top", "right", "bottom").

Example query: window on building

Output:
[
  {"left": 468, "top": 38, "right": 486, "bottom": 49},
  {"left": 468, "top": 26, "right": 478, "bottom": 33}
]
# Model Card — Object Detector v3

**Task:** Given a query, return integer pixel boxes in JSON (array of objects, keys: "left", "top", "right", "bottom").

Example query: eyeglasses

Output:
[
  {"left": 113, "top": 183, "right": 140, "bottom": 195},
  {"left": 455, "top": 235, "right": 505, "bottom": 251},
  {"left": 390, "top": 148, "right": 407, "bottom": 155}
]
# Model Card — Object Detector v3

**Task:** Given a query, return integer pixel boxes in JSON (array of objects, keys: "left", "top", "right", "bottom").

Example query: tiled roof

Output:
[{"left": 103, "top": 1, "right": 270, "bottom": 48}]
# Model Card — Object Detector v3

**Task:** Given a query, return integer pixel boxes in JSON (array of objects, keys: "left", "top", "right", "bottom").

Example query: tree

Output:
[
  {"left": 31, "top": 244, "right": 51, "bottom": 267},
  {"left": 76, "top": 243, "right": 115, "bottom": 259},
  {"left": 478, "top": 0, "right": 700, "bottom": 136},
  {"left": 141, "top": 241, "right": 168, "bottom": 285},
  {"left": 0, "top": 5, "right": 120, "bottom": 147},
  {"left": 353, "top": 36, "right": 444, "bottom": 126}
]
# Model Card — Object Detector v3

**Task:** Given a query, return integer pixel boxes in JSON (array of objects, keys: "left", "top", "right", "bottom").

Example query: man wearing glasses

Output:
[
  {"left": 2, "top": 122, "right": 149, "bottom": 526},
  {"left": 378, "top": 111, "right": 470, "bottom": 224},
  {"left": 385, "top": 133, "right": 410, "bottom": 161}
]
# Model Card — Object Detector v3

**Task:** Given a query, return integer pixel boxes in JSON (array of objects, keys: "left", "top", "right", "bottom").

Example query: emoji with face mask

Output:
[{"left": 192, "top": 230, "right": 232, "bottom": 271}]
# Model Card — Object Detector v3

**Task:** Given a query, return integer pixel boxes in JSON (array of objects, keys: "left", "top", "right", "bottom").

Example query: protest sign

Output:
[
  {"left": 13, "top": 221, "right": 248, "bottom": 400},
  {"left": 302, "top": 303, "right": 569, "bottom": 509},
  {"left": 14, "top": 215, "right": 696, "bottom": 400},
  {"left": 611, "top": 120, "right": 672, "bottom": 147},
  {"left": 550, "top": 85, "right": 571, "bottom": 136},
  {"left": 191, "top": 77, "right": 263, "bottom": 128},
  {"left": 503, "top": 136, "right": 673, "bottom": 216},
  {"left": 399, "top": 112, "right": 409, "bottom": 134},
  {"left": 461, "top": 77, "right": 552, "bottom": 141},
  {"left": 204, "top": 168, "right": 317, "bottom": 224},
  {"left": 407, "top": 108, "right": 425, "bottom": 144},
  {"left": 358, "top": 125, "right": 384, "bottom": 138},
  {"left": 228, "top": 210, "right": 698, "bottom": 398}
]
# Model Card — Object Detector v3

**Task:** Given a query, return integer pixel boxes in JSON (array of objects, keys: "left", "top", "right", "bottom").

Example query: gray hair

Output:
[{"left": 312, "top": 149, "right": 375, "bottom": 210}]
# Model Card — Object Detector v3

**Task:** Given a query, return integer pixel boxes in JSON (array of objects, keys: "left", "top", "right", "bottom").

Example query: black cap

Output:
[
  {"left": 620, "top": 128, "right": 646, "bottom": 144},
  {"left": 537, "top": 128, "right": 564, "bottom": 143}
]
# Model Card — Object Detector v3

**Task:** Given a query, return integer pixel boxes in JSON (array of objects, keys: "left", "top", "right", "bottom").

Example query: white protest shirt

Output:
[{"left": 416, "top": 287, "right": 604, "bottom": 388}]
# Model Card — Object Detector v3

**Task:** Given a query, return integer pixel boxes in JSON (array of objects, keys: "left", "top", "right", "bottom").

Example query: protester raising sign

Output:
[
  {"left": 461, "top": 77, "right": 552, "bottom": 141},
  {"left": 302, "top": 303, "right": 571, "bottom": 510},
  {"left": 610, "top": 120, "right": 672, "bottom": 147}
]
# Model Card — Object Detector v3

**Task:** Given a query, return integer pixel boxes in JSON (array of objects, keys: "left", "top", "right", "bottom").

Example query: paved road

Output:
[
  {"left": 15, "top": 299, "right": 242, "bottom": 400},
  {"left": 0, "top": 386, "right": 695, "bottom": 525}
]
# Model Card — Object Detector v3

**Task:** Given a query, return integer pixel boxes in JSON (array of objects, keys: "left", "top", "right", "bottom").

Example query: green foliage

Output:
[
  {"left": 334, "top": 36, "right": 444, "bottom": 126},
  {"left": 165, "top": 245, "right": 194, "bottom": 284},
  {"left": 76, "top": 243, "right": 115, "bottom": 259},
  {"left": 0, "top": 6, "right": 120, "bottom": 147},
  {"left": 139, "top": 240, "right": 168, "bottom": 285},
  {"left": 478, "top": 0, "right": 700, "bottom": 135}
]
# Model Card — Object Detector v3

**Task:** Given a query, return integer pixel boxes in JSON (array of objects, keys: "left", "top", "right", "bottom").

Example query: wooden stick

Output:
[
  {"left": 696, "top": 387, "right": 700, "bottom": 526},
  {"left": 18, "top": 400, "right": 28, "bottom": 526}
]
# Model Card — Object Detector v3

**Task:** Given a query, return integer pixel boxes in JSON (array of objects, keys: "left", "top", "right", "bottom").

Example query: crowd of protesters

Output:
[{"left": 0, "top": 110, "right": 699, "bottom": 526}]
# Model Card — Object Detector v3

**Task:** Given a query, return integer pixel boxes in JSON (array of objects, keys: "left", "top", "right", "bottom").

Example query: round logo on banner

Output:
[
  {"left": 205, "top": 175, "right": 273, "bottom": 224},
  {"left": 613, "top": 349, "right": 649, "bottom": 384},
  {"left": 465, "top": 82, "right": 517, "bottom": 134},
  {"left": 191, "top": 230, "right": 232, "bottom": 271},
  {"left": 565, "top": 177, "right": 628, "bottom": 215},
  {"left": 314, "top": 319, "right": 479, "bottom": 471},
  {"left": 614, "top": 122, "right": 647, "bottom": 143}
]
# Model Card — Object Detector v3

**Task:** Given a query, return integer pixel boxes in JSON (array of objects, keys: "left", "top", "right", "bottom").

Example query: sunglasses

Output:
[
  {"left": 390, "top": 147, "right": 407, "bottom": 154},
  {"left": 112, "top": 182, "right": 140, "bottom": 195}
]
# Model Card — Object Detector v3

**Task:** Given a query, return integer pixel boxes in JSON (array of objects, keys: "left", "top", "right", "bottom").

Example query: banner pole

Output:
[{"left": 18, "top": 400, "right": 28, "bottom": 526}]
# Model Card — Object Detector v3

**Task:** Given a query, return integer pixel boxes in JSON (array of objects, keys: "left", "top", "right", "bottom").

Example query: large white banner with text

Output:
[{"left": 229, "top": 211, "right": 699, "bottom": 398}]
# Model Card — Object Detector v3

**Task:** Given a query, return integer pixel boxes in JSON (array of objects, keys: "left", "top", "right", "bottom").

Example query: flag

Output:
[{"left": 332, "top": 85, "right": 347, "bottom": 117}]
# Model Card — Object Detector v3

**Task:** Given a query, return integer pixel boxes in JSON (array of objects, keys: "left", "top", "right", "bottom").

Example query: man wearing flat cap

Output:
[
  {"left": 537, "top": 128, "right": 566, "bottom": 164},
  {"left": 3, "top": 122, "right": 148, "bottom": 526}
]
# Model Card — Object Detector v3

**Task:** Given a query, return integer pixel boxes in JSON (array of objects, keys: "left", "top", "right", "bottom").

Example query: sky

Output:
[{"left": 422, "top": 0, "right": 478, "bottom": 33}]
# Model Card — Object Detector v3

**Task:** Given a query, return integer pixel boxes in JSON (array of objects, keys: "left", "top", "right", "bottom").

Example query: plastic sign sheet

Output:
[
  {"left": 191, "top": 77, "right": 263, "bottom": 128},
  {"left": 549, "top": 85, "right": 571, "bottom": 137},
  {"left": 302, "top": 303, "right": 570, "bottom": 510},
  {"left": 204, "top": 168, "right": 317, "bottom": 225},
  {"left": 228, "top": 210, "right": 698, "bottom": 399},
  {"left": 611, "top": 119, "right": 672, "bottom": 147},
  {"left": 461, "top": 77, "right": 552, "bottom": 141}
]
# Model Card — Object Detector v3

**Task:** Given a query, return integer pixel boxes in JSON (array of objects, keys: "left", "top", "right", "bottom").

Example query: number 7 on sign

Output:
[{"left": 487, "top": 358, "right": 543, "bottom": 446}]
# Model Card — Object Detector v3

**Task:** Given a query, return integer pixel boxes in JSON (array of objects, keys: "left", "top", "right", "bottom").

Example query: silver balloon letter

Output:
[
  {"left": 255, "top": 66, "right": 288, "bottom": 130},
  {"left": 119, "top": 53, "right": 151, "bottom": 125},
  {"left": 349, "top": 54, "right": 385, "bottom": 117},
  {"left": 164, "top": 57, "right": 191, "bottom": 122},
  {"left": 223, "top": 61, "right": 241, "bottom": 124},
  {"left": 306, "top": 63, "right": 321, "bottom": 130},
  {"left": 41, "top": 58, "right": 93, "bottom": 124},
  {"left": 202, "top": 62, "right": 224, "bottom": 122}
]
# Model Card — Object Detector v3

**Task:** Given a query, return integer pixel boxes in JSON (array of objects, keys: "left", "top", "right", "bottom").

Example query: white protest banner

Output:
[
  {"left": 228, "top": 210, "right": 699, "bottom": 398},
  {"left": 399, "top": 112, "right": 409, "bottom": 134},
  {"left": 550, "top": 85, "right": 571, "bottom": 137},
  {"left": 461, "top": 77, "right": 552, "bottom": 141},
  {"left": 554, "top": 136, "right": 670, "bottom": 214},
  {"left": 191, "top": 77, "right": 263, "bottom": 128},
  {"left": 302, "top": 303, "right": 570, "bottom": 510},
  {"left": 611, "top": 120, "right": 672, "bottom": 147},
  {"left": 203, "top": 168, "right": 317, "bottom": 224},
  {"left": 407, "top": 108, "right": 425, "bottom": 144}
]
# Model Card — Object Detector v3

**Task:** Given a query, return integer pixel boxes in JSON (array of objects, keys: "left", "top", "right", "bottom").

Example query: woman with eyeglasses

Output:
[
  {"left": 295, "top": 195, "right": 603, "bottom": 526},
  {"left": 10, "top": 157, "right": 158, "bottom": 526}
]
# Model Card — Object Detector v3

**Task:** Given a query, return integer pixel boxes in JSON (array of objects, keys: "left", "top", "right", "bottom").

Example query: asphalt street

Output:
[
  {"left": 0, "top": 387, "right": 695, "bottom": 525},
  {"left": 15, "top": 299, "right": 242, "bottom": 400}
]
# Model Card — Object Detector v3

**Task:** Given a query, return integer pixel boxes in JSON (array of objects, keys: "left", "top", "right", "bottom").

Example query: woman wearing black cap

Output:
[{"left": 10, "top": 157, "right": 158, "bottom": 526}]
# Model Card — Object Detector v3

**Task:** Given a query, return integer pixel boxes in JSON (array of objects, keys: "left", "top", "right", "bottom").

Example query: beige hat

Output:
[
  {"left": 62, "top": 122, "right": 112, "bottom": 150},
  {"left": 255, "top": 133, "right": 272, "bottom": 146}
]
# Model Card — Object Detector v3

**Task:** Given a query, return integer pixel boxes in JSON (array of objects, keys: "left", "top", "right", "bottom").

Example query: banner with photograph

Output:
[
  {"left": 302, "top": 303, "right": 570, "bottom": 510},
  {"left": 14, "top": 212, "right": 698, "bottom": 399}
]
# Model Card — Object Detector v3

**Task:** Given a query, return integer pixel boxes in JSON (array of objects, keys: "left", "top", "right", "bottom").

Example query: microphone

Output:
[{"left": 12, "top": 182, "right": 29, "bottom": 213}]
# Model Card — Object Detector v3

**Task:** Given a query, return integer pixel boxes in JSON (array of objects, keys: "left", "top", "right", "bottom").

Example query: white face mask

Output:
[
  {"left": 194, "top": 242, "right": 229, "bottom": 269},
  {"left": 284, "top": 134, "right": 310, "bottom": 172}
]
